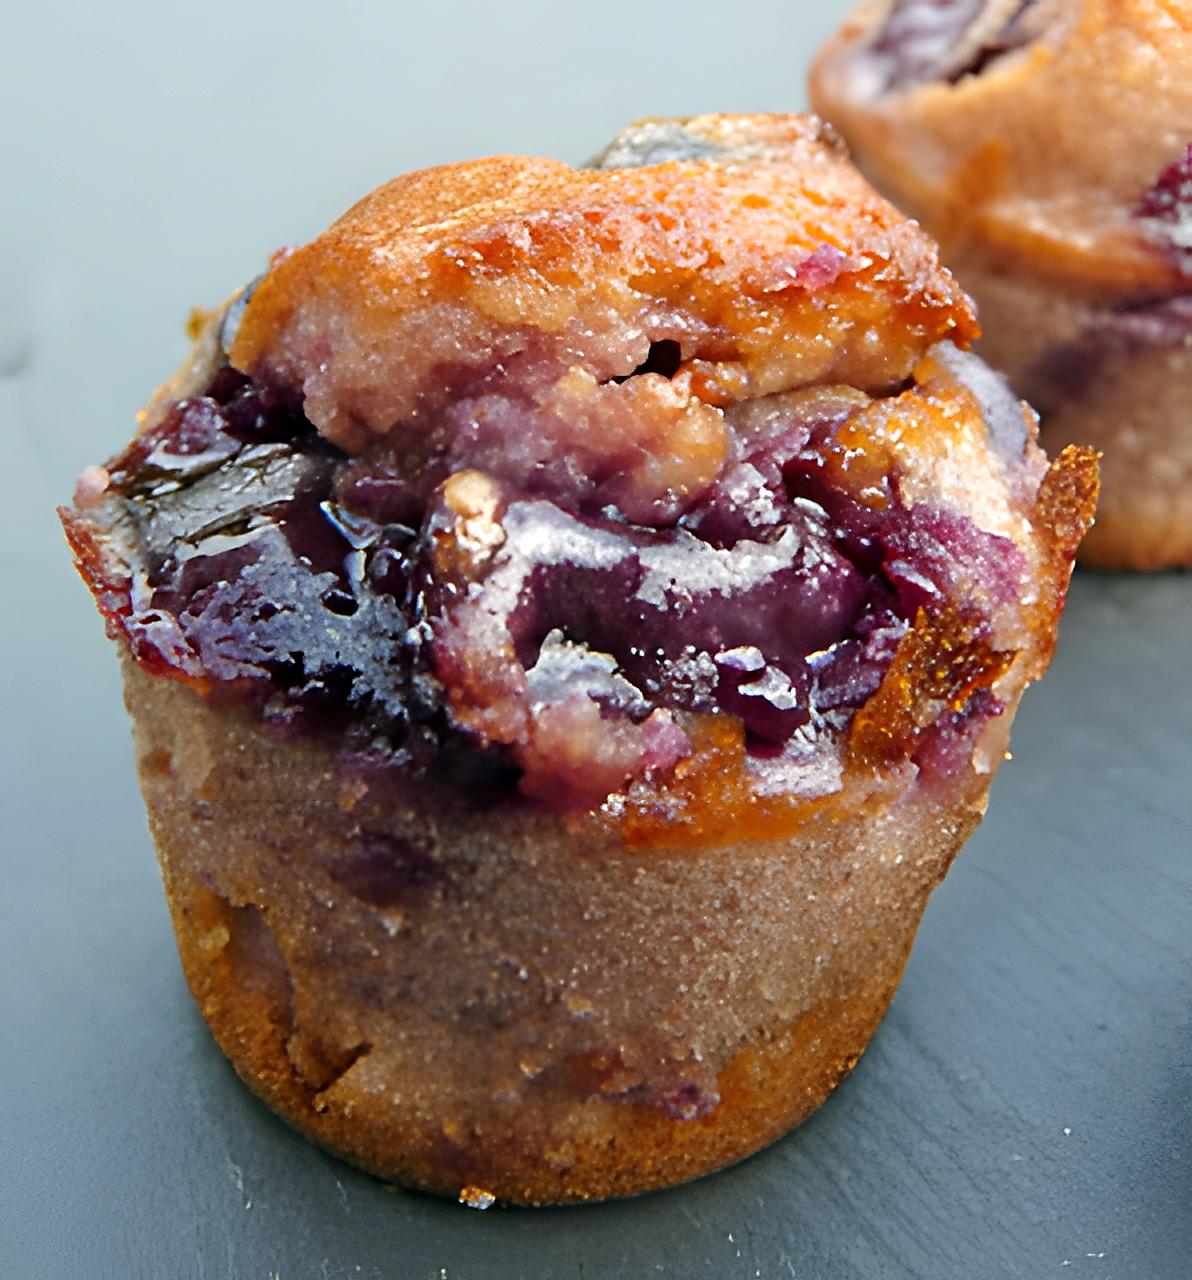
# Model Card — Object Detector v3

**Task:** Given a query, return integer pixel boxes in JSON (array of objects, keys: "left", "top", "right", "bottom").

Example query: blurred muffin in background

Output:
[{"left": 812, "top": 0, "right": 1192, "bottom": 568}]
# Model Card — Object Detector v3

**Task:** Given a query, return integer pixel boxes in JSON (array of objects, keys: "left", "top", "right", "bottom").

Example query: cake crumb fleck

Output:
[{"left": 459, "top": 1184, "right": 496, "bottom": 1210}]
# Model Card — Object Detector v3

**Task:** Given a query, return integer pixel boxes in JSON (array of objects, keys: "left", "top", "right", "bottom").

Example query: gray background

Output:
[{"left": 2, "top": 2, "right": 1189, "bottom": 1277}]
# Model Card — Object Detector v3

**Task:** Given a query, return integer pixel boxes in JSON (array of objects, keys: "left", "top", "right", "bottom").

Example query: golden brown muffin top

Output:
[{"left": 231, "top": 114, "right": 976, "bottom": 454}]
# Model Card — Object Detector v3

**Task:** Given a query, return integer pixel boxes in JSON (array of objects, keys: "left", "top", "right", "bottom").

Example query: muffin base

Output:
[
  {"left": 125, "top": 658, "right": 995, "bottom": 1205},
  {"left": 171, "top": 870, "right": 926, "bottom": 1204}
]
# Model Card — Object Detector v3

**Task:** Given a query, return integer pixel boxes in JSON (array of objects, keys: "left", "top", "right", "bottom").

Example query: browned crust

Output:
[
  {"left": 229, "top": 114, "right": 976, "bottom": 451},
  {"left": 126, "top": 658, "right": 993, "bottom": 1205}
]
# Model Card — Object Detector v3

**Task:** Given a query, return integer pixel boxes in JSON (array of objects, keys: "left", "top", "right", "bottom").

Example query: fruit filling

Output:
[
  {"left": 64, "top": 343, "right": 1027, "bottom": 811},
  {"left": 863, "top": 0, "right": 1042, "bottom": 94},
  {"left": 1136, "top": 144, "right": 1192, "bottom": 277}
]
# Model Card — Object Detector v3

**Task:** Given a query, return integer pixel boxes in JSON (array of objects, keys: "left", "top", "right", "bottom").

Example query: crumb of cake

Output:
[{"left": 458, "top": 1185, "right": 497, "bottom": 1210}]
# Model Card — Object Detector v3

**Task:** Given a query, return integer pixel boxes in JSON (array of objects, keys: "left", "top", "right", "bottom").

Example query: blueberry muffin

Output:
[
  {"left": 62, "top": 114, "right": 1096, "bottom": 1204},
  {"left": 812, "top": 0, "right": 1190, "bottom": 569}
]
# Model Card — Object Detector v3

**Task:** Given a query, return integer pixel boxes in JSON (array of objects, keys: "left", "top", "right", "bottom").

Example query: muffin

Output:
[
  {"left": 811, "top": 0, "right": 1191, "bottom": 569},
  {"left": 61, "top": 114, "right": 1097, "bottom": 1205}
]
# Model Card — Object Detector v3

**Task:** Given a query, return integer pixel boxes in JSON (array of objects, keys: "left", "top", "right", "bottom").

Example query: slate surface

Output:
[{"left": 3, "top": 3, "right": 1189, "bottom": 1276}]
